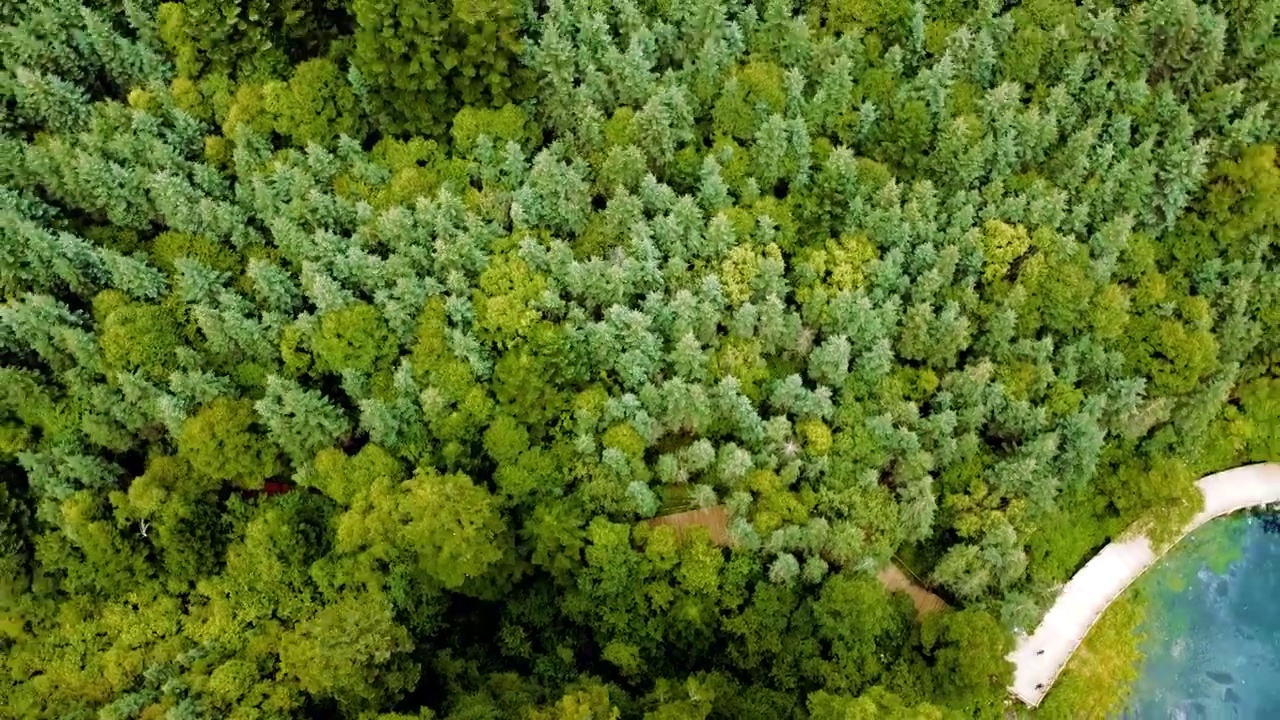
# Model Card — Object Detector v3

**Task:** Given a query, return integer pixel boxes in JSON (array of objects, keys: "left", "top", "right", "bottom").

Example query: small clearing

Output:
[{"left": 647, "top": 506, "right": 948, "bottom": 617}]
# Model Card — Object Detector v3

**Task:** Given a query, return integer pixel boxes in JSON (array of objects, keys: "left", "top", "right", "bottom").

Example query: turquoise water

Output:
[{"left": 1125, "top": 514, "right": 1280, "bottom": 718}]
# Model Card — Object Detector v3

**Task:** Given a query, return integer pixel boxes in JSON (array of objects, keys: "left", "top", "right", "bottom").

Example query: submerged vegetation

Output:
[{"left": 1, "top": 0, "right": 1279, "bottom": 717}]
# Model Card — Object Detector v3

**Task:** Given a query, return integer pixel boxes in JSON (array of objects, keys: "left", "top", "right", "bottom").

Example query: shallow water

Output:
[{"left": 1124, "top": 514, "right": 1280, "bottom": 718}]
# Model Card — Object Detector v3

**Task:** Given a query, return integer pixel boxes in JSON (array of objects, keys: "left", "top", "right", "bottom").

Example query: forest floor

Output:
[
  {"left": 1008, "top": 462, "right": 1280, "bottom": 707},
  {"left": 876, "top": 565, "right": 949, "bottom": 616},
  {"left": 648, "top": 506, "right": 732, "bottom": 545}
]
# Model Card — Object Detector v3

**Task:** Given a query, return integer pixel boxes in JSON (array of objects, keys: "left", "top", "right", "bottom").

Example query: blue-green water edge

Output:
[{"left": 1124, "top": 513, "right": 1280, "bottom": 718}]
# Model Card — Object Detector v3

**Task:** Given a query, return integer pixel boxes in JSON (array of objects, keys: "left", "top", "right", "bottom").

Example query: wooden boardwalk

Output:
[{"left": 1008, "top": 463, "right": 1280, "bottom": 707}]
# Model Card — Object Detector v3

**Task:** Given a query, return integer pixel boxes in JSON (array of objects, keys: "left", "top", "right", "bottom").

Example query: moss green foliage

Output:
[
  {"left": 313, "top": 302, "right": 394, "bottom": 375},
  {"left": 264, "top": 58, "right": 365, "bottom": 146},
  {"left": 178, "top": 398, "right": 282, "bottom": 488},
  {"left": 2, "top": 0, "right": 1279, "bottom": 716},
  {"left": 348, "top": 0, "right": 532, "bottom": 136}
]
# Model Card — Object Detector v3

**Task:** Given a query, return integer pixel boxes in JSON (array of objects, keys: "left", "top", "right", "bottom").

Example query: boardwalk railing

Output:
[{"left": 1008, "top": 462, "right": 1280, "bottom": 706}]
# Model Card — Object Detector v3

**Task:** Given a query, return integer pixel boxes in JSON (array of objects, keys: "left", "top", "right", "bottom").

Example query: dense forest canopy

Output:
[{"left": 2, "top": 0, "right": 1278, "bottom": 717}]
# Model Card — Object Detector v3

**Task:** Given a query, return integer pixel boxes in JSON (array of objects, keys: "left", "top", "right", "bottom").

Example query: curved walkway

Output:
[{"left": 1008, "top": 462, "right": 1280, "bottom": 706}]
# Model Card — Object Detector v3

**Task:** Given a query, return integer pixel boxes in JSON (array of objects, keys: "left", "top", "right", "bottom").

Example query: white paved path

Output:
[{"left": 1008, "top": 462, "right": 1280, "bottom": 706}]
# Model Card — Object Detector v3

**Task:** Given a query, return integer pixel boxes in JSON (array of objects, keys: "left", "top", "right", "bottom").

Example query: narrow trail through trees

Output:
[
  {"left": 876, "top": 565, "right": 949, "bottom": 616},
  {"left": 647, "top": 507, "right": 949, "bottom": 617},
  {"left": 1009, "top": 463, "right": 1280, "bottom": 707}
]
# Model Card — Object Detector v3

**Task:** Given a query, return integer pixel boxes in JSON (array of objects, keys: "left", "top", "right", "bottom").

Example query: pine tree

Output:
[
  {"left": 8, "top": 66, "right": 91, "bottom": 132},
  {"left": 256, "top": 375, "right": 350, "bottom": 465}
]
